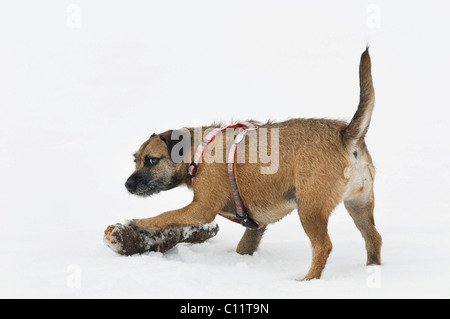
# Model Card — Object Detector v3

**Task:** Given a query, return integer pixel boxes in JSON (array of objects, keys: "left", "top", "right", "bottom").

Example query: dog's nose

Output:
[{"left": 125, "top": 177, "right": 136, "bottom": 193}]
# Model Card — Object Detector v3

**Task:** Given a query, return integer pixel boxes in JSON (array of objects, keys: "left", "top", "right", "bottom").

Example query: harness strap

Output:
[
  {"left": 188, "top": 121, "right": 260, "bottom": 230},
  {"left": 188, "top": 127, "right": 224, "bottom": 177}
]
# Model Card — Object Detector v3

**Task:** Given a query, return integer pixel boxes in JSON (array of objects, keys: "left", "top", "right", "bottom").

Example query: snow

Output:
[{"left": 1, "top": 0, "right": 450, "bottom": 298}]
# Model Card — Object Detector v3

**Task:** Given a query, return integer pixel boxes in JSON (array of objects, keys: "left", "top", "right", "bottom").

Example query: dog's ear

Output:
[
  {"left": 159, "top": 130, "right": 190, "bottom": 163},
  {"left": 159, "top": 130, "right": 176, "bottom": 154}
]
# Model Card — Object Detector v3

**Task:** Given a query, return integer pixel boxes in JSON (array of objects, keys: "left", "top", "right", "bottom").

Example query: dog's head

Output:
[{"left": 125, "top": 130, "right": 190, "bottom": 197}]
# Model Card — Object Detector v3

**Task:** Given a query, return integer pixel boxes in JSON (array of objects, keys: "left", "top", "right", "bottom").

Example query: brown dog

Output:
[{"left": 124, "top": 48, "right": 381, "bottom": 280}]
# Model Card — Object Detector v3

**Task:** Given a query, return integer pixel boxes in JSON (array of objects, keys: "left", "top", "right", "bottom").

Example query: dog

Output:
[{"left": 124, "top": 48, "right": 382, "bottom": 280}]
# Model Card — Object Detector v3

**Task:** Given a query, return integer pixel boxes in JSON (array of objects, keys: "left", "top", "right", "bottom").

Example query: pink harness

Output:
[{"left": 188, "top": 121, "right": 261, "bottom": 230}]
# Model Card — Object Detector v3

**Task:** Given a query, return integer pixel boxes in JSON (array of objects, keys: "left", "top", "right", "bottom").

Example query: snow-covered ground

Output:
[{"left": 1, "top": 1, "right": 449, "bottom": 298}]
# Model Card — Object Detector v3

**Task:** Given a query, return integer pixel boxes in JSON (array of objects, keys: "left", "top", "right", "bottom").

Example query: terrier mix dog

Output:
[{"left": 124, "top": 48, "right": 381, "bottom": 280}]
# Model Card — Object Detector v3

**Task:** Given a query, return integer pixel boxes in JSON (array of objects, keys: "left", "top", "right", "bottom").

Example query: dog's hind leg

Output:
[
  {"left": 344, "top": 190, "right": 382, "bottom": 265},
  {"left": 297, "top": 202, "right": 334, "bottom": 280},
  {"left": 236, "top": 226, "right": 267, "bottom": 255}
]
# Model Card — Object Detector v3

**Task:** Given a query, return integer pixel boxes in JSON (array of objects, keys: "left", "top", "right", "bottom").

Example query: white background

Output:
[{"left": 1, "top": 0, "right": 449, "bottom": 298}]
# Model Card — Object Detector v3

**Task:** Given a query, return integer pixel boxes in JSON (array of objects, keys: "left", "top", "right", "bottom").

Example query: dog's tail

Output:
[{"left": 341, "top": 47, "right": 375, "bottom": 148}]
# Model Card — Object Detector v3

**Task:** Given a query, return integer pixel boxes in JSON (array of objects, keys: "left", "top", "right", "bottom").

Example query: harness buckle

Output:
[{"left": 236, "top": 211, "right": 260, "bottom": 230}]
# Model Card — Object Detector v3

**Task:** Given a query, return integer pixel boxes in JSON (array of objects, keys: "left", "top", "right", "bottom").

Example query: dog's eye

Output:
[{"left": 144, "top": 156, "right": 160, "bottom": 167}]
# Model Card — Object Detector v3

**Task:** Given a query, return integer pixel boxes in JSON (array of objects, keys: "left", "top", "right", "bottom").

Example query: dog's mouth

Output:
[
  {"left": 125, "top": 174, "right": 181, "bottom": 197},
  {"left": 133, "top": 184, "right": 162, "bottom": 197},
  {"left": 129, "top": 180, "right": 164, "bottom": 197}
]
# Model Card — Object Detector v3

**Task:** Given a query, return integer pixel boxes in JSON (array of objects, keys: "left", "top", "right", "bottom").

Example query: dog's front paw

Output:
[
  {"left": 104, "top": 221, "right": 220, "bottom": 255},
  {"left": 103, "top": 223, "right": 159, "bottom": 255}
]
